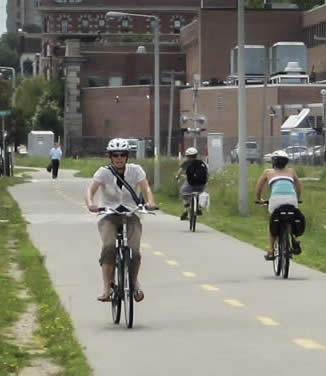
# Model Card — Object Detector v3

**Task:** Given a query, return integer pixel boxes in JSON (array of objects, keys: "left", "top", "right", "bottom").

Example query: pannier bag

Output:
[
  {"left": 199, "top": 192, "right": 210, "bottom": 209},
  {"left": 186, "top": 160, "right": 208, "bottom": 186},
  {"left": 269, "top": 205, "right": 305, "bottom": 237}
]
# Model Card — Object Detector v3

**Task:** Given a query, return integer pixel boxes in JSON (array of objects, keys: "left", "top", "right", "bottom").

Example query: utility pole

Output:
[
  {"left": 238, "top": 0, "right": 248, "bottom": 216},
  {"left": 166, "top": 70, "right": 184, "bottom": 156},
  {"left": 167, "top": 71, "right": 175, "bottom": 157},
  {"left": 193, "top": 73, "right": 200, "bottom": 148}
]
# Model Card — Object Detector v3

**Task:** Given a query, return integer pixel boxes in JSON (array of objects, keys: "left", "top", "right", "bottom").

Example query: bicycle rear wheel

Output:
[
  {"left": 273, "top": 237, "right": 282, "bottom": 276},
  {"left": 189, "top": 195, "right": 197, "bottom": 232},
  {"left": 280, "top": 229, "right": 290, "bottom": 279},
  {"left": 111, "top": 252, "right": 122, "bottom": 324},
  {"left": 123, "top": 248, "right": 134, "bottom": 329}
]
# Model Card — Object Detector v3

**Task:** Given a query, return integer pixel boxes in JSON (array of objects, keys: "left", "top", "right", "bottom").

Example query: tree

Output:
[
  {"left": 0, "top": 80, "right": 11, "bottom": 110},
  {"left": 31, "top": 91, "right": 63, "bottom": 138},
  {"left": 23, "top": 24, "right": 42, "bottom": 33},
  {"left": 291, "top": 0, "right": 323, "bottom": 9},
  {"left": 0, "top": 44, "right": 19, "bottom": 71},
  {"left": 15, "top": 76, "right": 48, "bottom": 120}
]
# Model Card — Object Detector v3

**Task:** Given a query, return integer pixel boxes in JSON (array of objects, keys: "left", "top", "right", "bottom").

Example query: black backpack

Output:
[{"left": 186, "top": 160, "right": 208, "bottom": 186}]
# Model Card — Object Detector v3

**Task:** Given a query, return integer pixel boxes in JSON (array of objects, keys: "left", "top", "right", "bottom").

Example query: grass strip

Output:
[
  {"left": 15, "top": 155, "right": 326, "bottom": 273},
  {"left": 0, "top": 177, "right": 92, "bottom": 376}
]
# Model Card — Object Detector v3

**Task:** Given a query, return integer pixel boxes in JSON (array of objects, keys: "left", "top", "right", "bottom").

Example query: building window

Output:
[
  {"left": 173, "top": 19, "right": 181, "bottom": 33},
  {"left": 34, "top": 0, "right": 41, "bottom": 7},
  {"left": 121, "top": 18, "right": 129, "bottom": 33},
  {"left": 98, "top": 19, "right": 106, "bottom": 32},
  {"left": 61, "top": 19, "right": 68, "bottom": 33},
  {"left": 44, "top": 17, "right": 50, "bottom": 33},
  {"left": 81, "top": 18, "right": 89, "bottom": 33},
  {"left": 149, "top": 19, "right": 156, "bottom": 33}
]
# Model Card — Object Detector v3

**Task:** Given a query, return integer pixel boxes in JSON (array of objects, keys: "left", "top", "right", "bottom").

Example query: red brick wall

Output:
[
  {"left": 82, "top": 86, "right": 180, "bottom": 142},
  {"left": 199, "top": 9, "right": 303, "bottom": 82},
  {"left": 180, "top": 85, "right": 323, "bottom": 139},
  {"left": 80, "top": 51, "right": 186, "bottom": 88}
]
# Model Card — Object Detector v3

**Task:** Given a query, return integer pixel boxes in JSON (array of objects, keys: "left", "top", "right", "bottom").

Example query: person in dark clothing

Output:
[{"left": 175, "top": 147, "right": 208, "bottom": 220}]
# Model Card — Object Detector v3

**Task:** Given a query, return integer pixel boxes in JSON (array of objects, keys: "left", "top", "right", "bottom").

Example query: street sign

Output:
[{"left": 0, "top": 110, "right": 11, "bottom": 116}]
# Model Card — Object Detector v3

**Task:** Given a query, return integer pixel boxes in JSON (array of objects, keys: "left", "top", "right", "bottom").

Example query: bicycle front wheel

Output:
[
  {"left": 280, "top": 229, "right": 290, "bottom": 279},
  {"left": 123, "top": 248, "right": 134, "bottom": 329},
  {"left": 111, "top": 253, "right": 122, "bottom": 324}
]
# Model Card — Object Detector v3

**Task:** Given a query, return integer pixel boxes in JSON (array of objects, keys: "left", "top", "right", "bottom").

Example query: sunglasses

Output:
[{"left": 111, "top": 153, "right": 128, "bottom": 158}]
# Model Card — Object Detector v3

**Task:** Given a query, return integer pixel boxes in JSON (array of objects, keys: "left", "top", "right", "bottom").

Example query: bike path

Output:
[{"left": 9, "top": 168, "right": 326, "bottom": 376}]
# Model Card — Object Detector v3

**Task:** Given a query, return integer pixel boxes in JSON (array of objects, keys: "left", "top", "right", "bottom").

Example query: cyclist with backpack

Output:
[
  {"left": 255, "top": 150, "right": 302, "bottom": 260},
  {"left": 85, "top": 138, "right": 157, "bottom": 302},
  {"left": 175, "top": 147, "right": 208, "bottom": 220}
]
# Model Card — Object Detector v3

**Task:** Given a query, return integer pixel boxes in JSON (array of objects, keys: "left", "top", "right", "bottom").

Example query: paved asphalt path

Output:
[{"left": 9, "top": 168, "right": 326, "bottom": 376}]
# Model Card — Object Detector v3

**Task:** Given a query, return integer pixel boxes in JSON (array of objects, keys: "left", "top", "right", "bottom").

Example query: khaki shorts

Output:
[{"left": 98, "top": 214, "right": 142, "bottom": 265}]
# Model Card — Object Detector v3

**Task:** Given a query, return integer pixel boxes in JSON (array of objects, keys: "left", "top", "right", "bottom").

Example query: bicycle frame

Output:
[
  {"left": 184, "top": 192, "right": 200, "bottom": 232},
  {"left": 98, "top": 205, "right": 155, "bottom": 328},
  {"left": 257, "top": 201, "right": 301, "bottom": 279}
]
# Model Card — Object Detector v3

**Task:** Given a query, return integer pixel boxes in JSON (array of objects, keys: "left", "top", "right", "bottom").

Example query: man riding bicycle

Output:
[
  {"left": 255, "top": 150, "right": 302, "bottom": 261},
  {"left": 85, "top": 138, "right": 157, "bottom": 302},
  {"left": 175, "top": 147, "right": 208, "bottom": 220}
]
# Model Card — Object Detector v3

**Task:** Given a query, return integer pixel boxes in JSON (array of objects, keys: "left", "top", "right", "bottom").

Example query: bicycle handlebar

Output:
[{"left": 98, "top": 204, "right": 159, "bottom": 216}]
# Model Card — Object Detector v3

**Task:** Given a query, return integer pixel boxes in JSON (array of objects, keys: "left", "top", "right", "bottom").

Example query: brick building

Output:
[
  {"left": 179, "top": 3, "right": 326, "bottom": 157},
  {"left": 36, "top": 1, "right": 326, "bottom": 157},
  {"left": 6, "top": 0, "right": 42, "bottom": 33},
  {"left": 38, "top": 0, "right": 200, "bottom": 154}
]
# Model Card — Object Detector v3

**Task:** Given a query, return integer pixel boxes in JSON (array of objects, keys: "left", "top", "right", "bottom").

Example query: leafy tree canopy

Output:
[
  {"left": 14, "top": 76, "right": 48, "bottom": 119},
  {"left": 31, "top": 91, "right": 63, "bottom": 138},
  {"left": 0, "top": 80, "right": 11, "bottom": 110}
]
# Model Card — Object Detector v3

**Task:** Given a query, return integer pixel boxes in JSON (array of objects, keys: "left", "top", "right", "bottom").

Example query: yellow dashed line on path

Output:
[
  {"left": 166, "top": 259, "right": 179, "bottom": 266},
  {"left": 293, "top": 339, "right": 326, "bottom": 350},
  {"left": 153, "top": 251, "right": 164, "bottom": 256},
  {"left": 257, "top": 316, "right": 280, "bottom": 326},
  {"left": 141, "top": 243, "right": 152, "bottom": 249},
  {"left": 224, "top": 299, "right": 245, "bottom": 307},
  {"left": 200, "top": 284, "right": 219, "bottom": 292},
  {"left": 182, "top": 272, "right": 196, "bottom": 278}
]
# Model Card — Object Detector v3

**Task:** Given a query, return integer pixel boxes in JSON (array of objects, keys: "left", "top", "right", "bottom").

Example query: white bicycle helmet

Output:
[
  {"left": 185, "top": 147, "right": 198, "bottom": 156},
  {"left": 106, "top": 138, "right": 130, "bottom": 152},
  {"left": 271, "top": 150, "right": 289, "bottom": 159},
  {"left": 271, "top": 150, "right": 289, "bottom": 168}
]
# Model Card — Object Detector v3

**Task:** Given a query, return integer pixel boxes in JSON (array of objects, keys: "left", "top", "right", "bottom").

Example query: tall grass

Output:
[{"left": 15, "top": 154, "right": 326, "bottom": 272}]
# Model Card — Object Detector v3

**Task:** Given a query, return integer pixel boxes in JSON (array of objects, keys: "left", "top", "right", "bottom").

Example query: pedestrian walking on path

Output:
[{"left": 49, "top": 143, "right": 62, "bottom": 179}]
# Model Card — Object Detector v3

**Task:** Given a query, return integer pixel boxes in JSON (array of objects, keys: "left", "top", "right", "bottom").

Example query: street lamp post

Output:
[
  {"left": 105, "top": 11, "right": 161, "bottom": 191},
  {"left": 237, "top": 0, "right": 248, "bottom": 216}
]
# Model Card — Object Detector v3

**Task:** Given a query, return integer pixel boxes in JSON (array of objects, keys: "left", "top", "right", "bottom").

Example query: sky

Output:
[{"left": 0, "top": 0, "right": 6, "bottom": 35}]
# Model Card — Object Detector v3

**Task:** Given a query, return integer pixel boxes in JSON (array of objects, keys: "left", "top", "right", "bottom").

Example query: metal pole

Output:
[
  {"left": 193, "top": 74, "right": 200, "bottom": 149},
  {"left": 153, "top": 18, "right": 161, "bottom": 191},
  {"left": 321, "top": 89, "right": 326, "bottom": 164},
  {"left": 167, "top": 70, "right": 175, "bottom": 157},
  {"left": 2, "top": 116, "right": 7, "bottom": 177},
  {"left": 238, "top": 0, "right": 248, "bottom": 216}
]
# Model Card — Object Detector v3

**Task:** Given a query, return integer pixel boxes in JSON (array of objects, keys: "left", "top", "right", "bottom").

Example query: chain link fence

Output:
[{"left": 68, "top": 133, "right": 325, "bottom": 166}]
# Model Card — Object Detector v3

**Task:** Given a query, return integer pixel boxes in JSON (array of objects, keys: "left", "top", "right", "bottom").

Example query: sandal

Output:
[
  {"left": 264, "top": 251, "right": 275, "bottom": 261},
  {"left": 97, "top": 291, "right": 112, "bottom": 302},
  {"left": 134, "top": 288, "right": 144, "bottom": 302}
]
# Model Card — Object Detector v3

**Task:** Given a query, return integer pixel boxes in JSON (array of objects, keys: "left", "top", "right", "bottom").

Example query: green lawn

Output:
[
  {"left": 0, "top": 176, "right": 92, "bottom": 376},
  {"left": 15, "top": 154, "right": 326, "bottom": 273}
]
